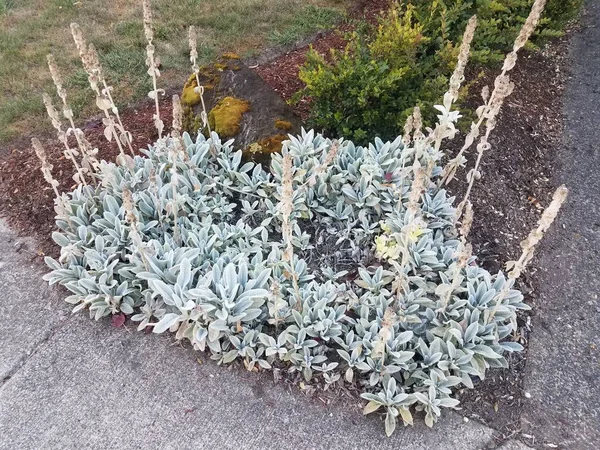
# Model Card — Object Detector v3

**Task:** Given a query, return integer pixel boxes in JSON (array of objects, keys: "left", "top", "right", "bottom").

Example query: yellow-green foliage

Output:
[
  {"left": 298, "top": 0, "right": 582, "bottom": 144},
  {"left": 208, "top": 97, "right": 250, "bottom": 138},
  {"left": 274, "top": 119, "right": 292, "bottom": 131},
  {"left": 298, "top": 3, "right": 454, "bottom": 144}
]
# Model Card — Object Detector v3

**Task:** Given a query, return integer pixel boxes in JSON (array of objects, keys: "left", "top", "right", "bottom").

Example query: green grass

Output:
[
  {"left": 0, "top": 0, "right": 347, "bottom": 143},
  {"left": 268, "top": 5, "right": 342, "bottom": 46},
  {"left": 0, "top": 0, "right": 15, "bottom": 15}
]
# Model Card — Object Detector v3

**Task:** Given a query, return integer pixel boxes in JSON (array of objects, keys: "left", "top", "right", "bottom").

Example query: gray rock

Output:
[{"left": 184, "top": 57, "right": 302, "bottom": 160}]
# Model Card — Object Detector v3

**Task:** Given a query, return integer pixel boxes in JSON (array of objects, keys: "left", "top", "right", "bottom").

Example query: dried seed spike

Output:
[
  {"left": 42, "top": 93, "right": 63, "bottom": 133},
  {"left": 509, "top": 184, "right": 568, "bottom": 278},
  {"left": 514, "top": 0, "right": 547, "bottom": 52},
  {"left": 407, "top": 163, "right": 426, "bottom": 216},
  {"left": 189, "top": 25, "right": 198, "bottom": 70},
  {"left": 280, "top": 154, "right": 294, "bottom": 263},
  {"left": 42, "top": 92, "right": 87, "bottom": 186},
  {"left": 47, "top": 54, "right": 66, "bottom": 101},
  {"left": 447, "top": 15, "right": 477, "bottom": 105},
  {"left": 188, "top": 25, "right": 212, "bottom": 138},
  {"left": 459, "top": 200, "right": 474, "bottom": 240},
  {"left": 142, "top": 0, "right": 154, "bottom": 43},
  {"left": 412, "top": 106, "right": 423, "bottom": 141},
  {"left": 70, "top": 22, "right": 131, "bottom": 159},
  {"left": 122, "top": 187, "right": 136, "bottom": 225},
  {"left": 143, "top": 0, "right": 163, "bottom": 139},
  {"left": 402, "top": 113, "right": 414, "bottom": 146},
  {"left": 172, "top": 94, "right": 183, "bottom": 134},
  {"left": 32, "top": 138, "right": 60, "bottom": 198},
  {"left": 307, "top": 140, "right": 339, "bottom": 186},
  {"left": 489, "top": 184, "right": 567, "bottom": 324},
  {"left": 449, "top": 0, "right": 546, "bottom": 220},
  {"left": 279, "top": 153, "right": 301, "bottom": 306},
  {"left": 70, "top": 22, "right": 86, "bottom": 59}
]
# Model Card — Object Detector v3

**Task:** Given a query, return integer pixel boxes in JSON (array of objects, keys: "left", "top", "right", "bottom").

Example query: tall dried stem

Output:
[
  {"left": 122, "top": 188, "right": 150, "bottom": 270},
  {"left": 444, "top": 0, "right": 547, "bottom": 221},
  {"left": 143, "top": 0, "right": 165, "bottom": 138},
  {"left": 32, "top": 138, "right": 60, "bottom": 198},
  {"left": 42, "top": 93, "right": 87, "bottom": 186},
  {"left": 438, "top": 201, "right": 473, "bottom": 312},
  {"left": 70, "top": 23, "right": 133, "bottom": 163},
  {"left": 280, "top": 154, "right": 301, "bottom": 306},
  {"left": 429, "top": 16, "right": 478, "bottom": 157},
  {"left": 488, "top": 185, "right": 568, "bottom": 323},
  {"left": 47, "top": 54, "right": 99, "bottom": 182},
  {"left": 188, "top": 26, "right": 212, "bottom": 137}
]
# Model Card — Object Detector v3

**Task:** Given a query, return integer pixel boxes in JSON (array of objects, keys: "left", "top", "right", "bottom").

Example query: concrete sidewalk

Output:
[{"left": 0, "top": 221, "right": 503, "bottom": 449}]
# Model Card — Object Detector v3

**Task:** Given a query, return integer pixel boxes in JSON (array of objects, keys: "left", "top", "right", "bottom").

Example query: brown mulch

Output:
[
  {"left": 0, "top": 96, "right": 174, "bottom": 258},
  {"left": 448, "top": 37, "right": 571, "bottom": 442}
]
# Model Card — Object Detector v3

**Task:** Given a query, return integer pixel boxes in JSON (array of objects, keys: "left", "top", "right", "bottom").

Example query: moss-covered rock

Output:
[
  {"left": 182, "top": 74, "right": 202, "bottom": 107},
  {"left": 274, "top": 119, "right": 293, "bottom": 131},
  {"left": 244, "top": 134, "right": 288, "bottom": 166},
  {"left": 208, "top": 97, "right": 251, "bottom": 138},
  {"left": 180, "top": 55, "right": 302, "bottom": 163}
]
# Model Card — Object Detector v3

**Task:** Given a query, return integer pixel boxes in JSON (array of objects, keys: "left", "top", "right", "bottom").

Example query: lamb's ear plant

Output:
[{"left": 35, "top": 0, "right": 566, "bottom": 437}]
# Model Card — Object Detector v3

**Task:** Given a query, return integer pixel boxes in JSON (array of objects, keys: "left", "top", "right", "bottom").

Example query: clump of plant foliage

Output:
[
  {"left": 298, "top": 0, "right": 582, "bottom": 144},
  {"left": 35, "top": 0, "right": 568, "bottom": 436}
]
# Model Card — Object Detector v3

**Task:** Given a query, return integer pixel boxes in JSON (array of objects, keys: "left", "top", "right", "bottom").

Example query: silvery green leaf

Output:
[
  {"left": 52, "top": 232, "right": 70, "bottom": 247},
  {"left": 153, "top": 313, "right": 180, "bottom": 334}
]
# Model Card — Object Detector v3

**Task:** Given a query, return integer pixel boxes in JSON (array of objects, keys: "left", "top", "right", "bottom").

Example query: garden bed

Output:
[{"left": 0, "top": 0, "right": 573, "bottom": 441}]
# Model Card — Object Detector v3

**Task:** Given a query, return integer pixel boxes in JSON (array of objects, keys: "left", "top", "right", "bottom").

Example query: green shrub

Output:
[
  {"left": 298, "top": 0, "right": 582, "bottom": 144},
  {"left": 298, "top": 4, "right": 459, "bottom": 144}
]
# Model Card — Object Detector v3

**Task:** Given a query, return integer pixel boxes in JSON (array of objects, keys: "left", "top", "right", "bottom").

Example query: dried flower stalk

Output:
[
  {"left": 429, "top": 16, "right": 478, "bottom": 158},
  {"left": 170, "top": 94, "right": 189, "bottom": 161},
  {"left": 143, "top": 0, "right": 165, "bottom": 138},
  {"left": 280, "top": 154, "right": 295, "bottom": 263},
  {"left": 279, "top": 154, "right": 301, "bottom": 305},
  {"left": 47, "top": 54, "right": 99, "bottom": 182},
  {"left": 188, "top": 26, "right": 212, "bottom": 136},
  {"left": 70, "top": 23, "right": 134, "bottom": 162},
  {"left": 32, "top": 138, "right": 61, "bottom": 198},
  {"left": 306, "top": 140, "right": 339, "bottom": 186},
  {"left": 402, "top": 113, "right": 414, "bottom": 147},
  {"left": 406, "top": 162, "right": 426, "bottom": 217},
  {"left": 489, "top": 184, "right": 567, "bottom": 322},
  {"left": 42, "top": 93, "right": 87, "bottom": 186},
  {"left": 438, "top": 201, "right": 473, "bottom": 311},
  {"left": 122, "top": 187, "right": 150, "bottom": 270},
  {"left": 441, "top": 0, "right": 547, "bottom": 213}
]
